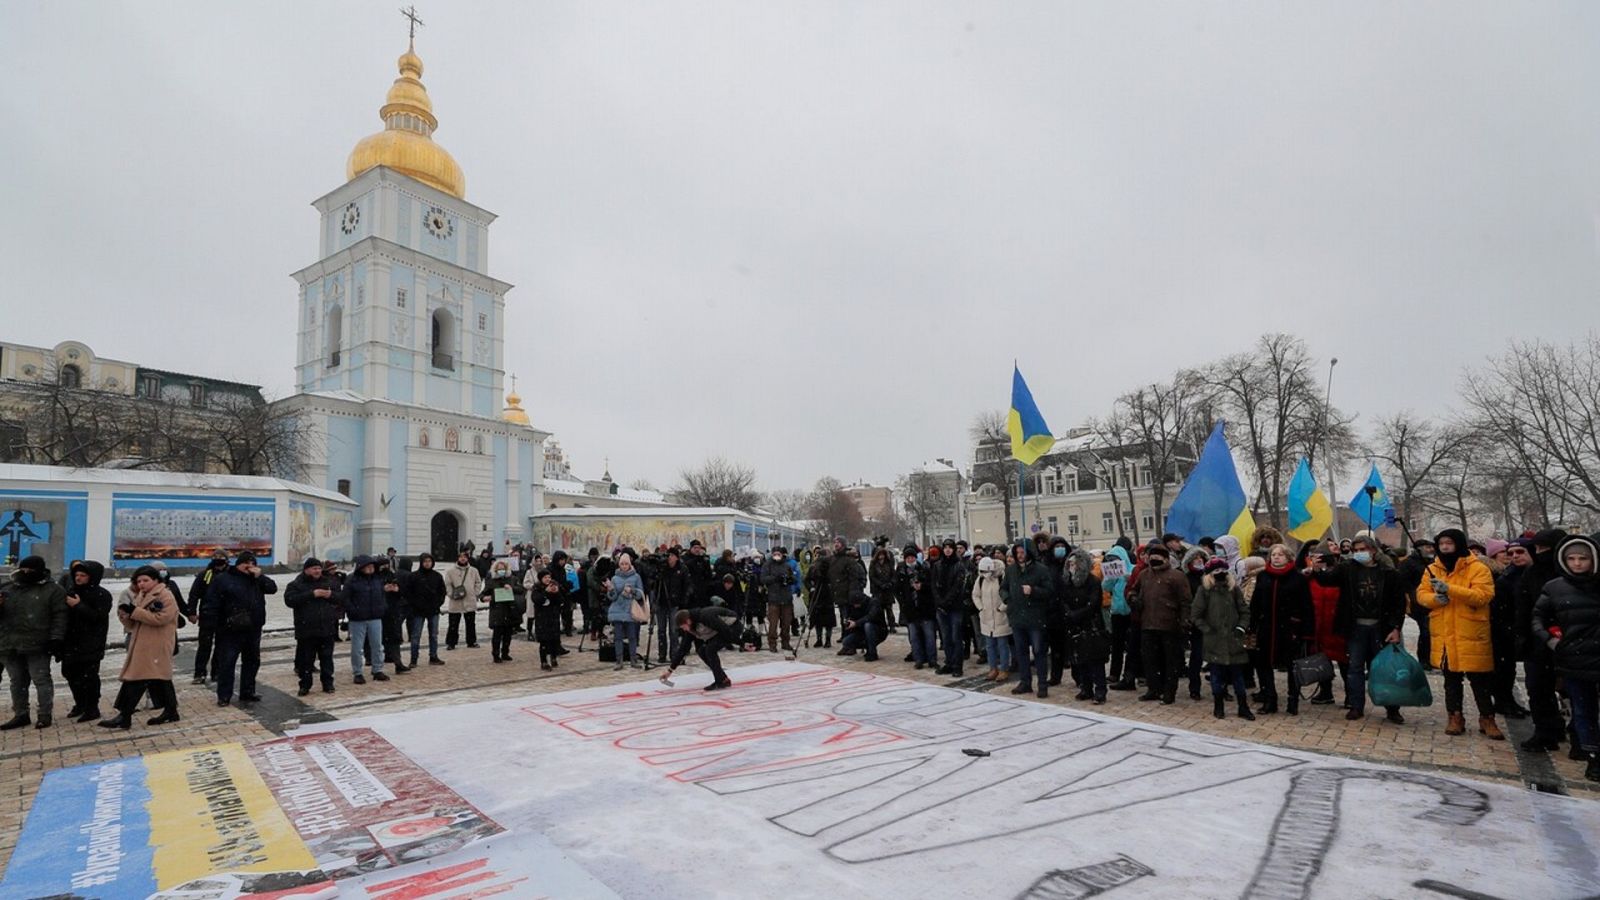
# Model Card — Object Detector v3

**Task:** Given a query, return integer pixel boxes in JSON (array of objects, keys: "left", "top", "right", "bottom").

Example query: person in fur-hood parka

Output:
[{"left": 1190, "top": 558, "right": 1256, "bottom": 720}]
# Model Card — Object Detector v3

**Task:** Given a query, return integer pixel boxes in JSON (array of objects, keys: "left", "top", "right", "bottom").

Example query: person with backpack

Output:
[
  {"left": 284, "top": 558, "right": 343, "bottom": 695},
  {"left": 444, "top": 550, "right": 483, "bottom": 651},
  {"left": 186, "top": 551, "right": 229, "bottom": 685}
]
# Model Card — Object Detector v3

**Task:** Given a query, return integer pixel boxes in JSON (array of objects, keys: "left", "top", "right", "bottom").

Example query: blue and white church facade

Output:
[{"left": 276, "top": 40, "right": 547, "bottom": 558}]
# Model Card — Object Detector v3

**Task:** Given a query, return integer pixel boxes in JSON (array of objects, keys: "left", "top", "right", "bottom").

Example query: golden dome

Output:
[
  {"left": 346, "top": 42, "right": 465, "bottom": 198},
  {"left": 503, "top": 384, "right": 531, "bottom": 426}
]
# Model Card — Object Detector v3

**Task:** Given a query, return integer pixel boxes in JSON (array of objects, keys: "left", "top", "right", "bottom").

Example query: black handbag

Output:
[
  {"left": 1072, "top": 628, "right": 1111, "bottom": 661},
  {"left": 224, "top": 607, "right": 255, "bottom": 632},
  {"left": 1291, "top": 651, "right": 1334, "bottom": 687}
]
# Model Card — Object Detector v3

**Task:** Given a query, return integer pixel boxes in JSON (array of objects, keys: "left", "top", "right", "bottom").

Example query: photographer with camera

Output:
[
  {"left": 0, "top": 556, "right": 68, "bottom": 730},
  {"left": 99, "top": 566, "right": 180, "bottom": 730}
]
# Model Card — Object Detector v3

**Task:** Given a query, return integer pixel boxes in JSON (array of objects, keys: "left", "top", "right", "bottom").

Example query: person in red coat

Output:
[{"left": 1303, "top": 546, "right": 1348, "bottom": 706}]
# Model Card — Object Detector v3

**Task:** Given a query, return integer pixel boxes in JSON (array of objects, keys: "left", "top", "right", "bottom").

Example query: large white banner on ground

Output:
[{"left": 294, "top": 662, "right": 1600, "bottom": 900}]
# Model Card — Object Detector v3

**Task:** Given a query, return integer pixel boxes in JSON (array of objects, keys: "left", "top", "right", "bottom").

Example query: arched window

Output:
[
  {"left": 431, "top": 309, "right": 455, "bottom": 370},
  {"left": 327, "top": 306, "right": 343, "bottom": 368},
  {"left": 59, "top": 364, "right": 82, "bottom": 388}
]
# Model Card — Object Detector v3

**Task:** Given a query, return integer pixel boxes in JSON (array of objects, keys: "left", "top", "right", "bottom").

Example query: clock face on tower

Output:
[
  {"left": 339, "top": 202, "right": 361, "bottom": 235},
  {"left": 424, "top": 206, "right": 455, "bottom": 240}
]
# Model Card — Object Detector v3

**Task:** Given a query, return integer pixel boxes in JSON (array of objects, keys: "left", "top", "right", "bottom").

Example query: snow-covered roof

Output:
[
  {"left": 613, "top": 487, "right": 666, "bottom": 503},
  {"left": 0, "top": 463, "right": 357, "bottom": 506},
  {"left": 542, "top": 478, "right": 588, "bottom": 497},
  {"left": 534, "top": 507, "right": 802, "bottom": 526},
  {"left": 912, "top": 460, "right": 960, "bottom": 475}
]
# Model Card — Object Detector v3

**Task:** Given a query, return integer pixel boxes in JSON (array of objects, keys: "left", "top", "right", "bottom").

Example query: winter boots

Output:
[
  {"left": 1479, "top": 716, "right": 1505, "bottom": 741},
  {"left": 1213, "top": 695, "right": 1226, "bottom": 719},
  {"left": 1237, "top": 698, "right": 1256, "bottom": 721},
  {"left": 1445, "top": 711, "right": 1466, "bottom": 735}
]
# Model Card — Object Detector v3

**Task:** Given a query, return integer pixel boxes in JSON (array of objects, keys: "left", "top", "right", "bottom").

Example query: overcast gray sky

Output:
[{"left": 5, "top": 3, "right": 1598, "bottom": 493}]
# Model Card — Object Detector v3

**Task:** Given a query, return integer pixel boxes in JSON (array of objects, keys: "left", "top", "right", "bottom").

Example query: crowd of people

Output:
[{"left": 0, "top": 525, "right": 1594, "bottom": 785}]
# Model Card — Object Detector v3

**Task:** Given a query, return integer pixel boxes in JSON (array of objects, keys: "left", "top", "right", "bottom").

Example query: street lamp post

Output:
[{"left": 1323, "top": 357, "right": 1340, "bottom": 540}]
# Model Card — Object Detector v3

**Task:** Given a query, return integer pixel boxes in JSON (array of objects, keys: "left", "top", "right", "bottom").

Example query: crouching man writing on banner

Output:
[{"left": 661, "top": 605, "right": 751, "bottom": 692}]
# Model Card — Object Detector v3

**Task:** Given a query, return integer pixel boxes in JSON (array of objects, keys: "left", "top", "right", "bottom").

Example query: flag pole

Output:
[{"left": 1017, "top": 461, "right": 1026, "bottom": 542}]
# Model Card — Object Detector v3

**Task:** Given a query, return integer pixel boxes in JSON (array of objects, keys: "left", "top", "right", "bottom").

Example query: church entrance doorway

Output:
[{"left": 430, "top": 510, "right": 461, "bottom": 560}]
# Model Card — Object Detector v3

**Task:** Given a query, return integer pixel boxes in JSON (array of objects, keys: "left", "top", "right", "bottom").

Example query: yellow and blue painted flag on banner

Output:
[
  {"left": 1349, "top": 463, "right": 1394, "bottom": 528},
  {"left": 1286, "top": 457, "right": 1334, "bottom": 542},
  {"left": 1007, "top": 364, "right": 1056, "bottom": 466},
  {"left": 1165, "top": 421, "right": 1255, "bottom": 545}
]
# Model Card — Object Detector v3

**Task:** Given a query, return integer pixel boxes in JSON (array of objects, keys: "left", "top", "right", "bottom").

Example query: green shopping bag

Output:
[{"left": 1368, "top": 643, "right": 1433, "bottom": 708}]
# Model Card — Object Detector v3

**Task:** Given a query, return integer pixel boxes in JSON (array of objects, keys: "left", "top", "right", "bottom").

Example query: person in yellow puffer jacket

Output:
[{"left": 1416, "top": 528, "right": 1502, "bottom": 740}]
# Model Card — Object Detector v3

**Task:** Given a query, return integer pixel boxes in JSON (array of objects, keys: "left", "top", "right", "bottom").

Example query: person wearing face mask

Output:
[
  {"left": 1399, "top": 539, "right": 1437, "bottom": 670},
  {"left": 1417, "top": 529, "right": 1503, "bottom": 740},
  {"left": 1310, "top": 535, "right": 1407, "bottom": 723},
  {"left": 1180, "top": 545, "right": 1212, "bottom": 700},
  {"left": 1532, "top": 535, "right": 1600, "bottom": 782},
  {"left": 0, "top": 556, "right": 68, "bottom": 730},
  {"left": 444, "top": 550, "right": 484, "bottom": 651},
  {"left": 1191, "top": 558, "right": 1256, "bottom": 721},
  {"left": 484, "top": 559, "right": 528, "bottom": 664},
  {"left": 1043, "top": 536, "right": 1073, "bottom": 688},
  {"left": 1104, "top": 539, "right": 1138, "bottom": 690},
  {"left": 762, "top": 547, "right": 797, "bottom": 654},
  {"left": 1132, "top": 544, "right": 1191, "bottom": 705},
  {"left": 972, "top": 556, "right": 1011, "bottom": 683}
]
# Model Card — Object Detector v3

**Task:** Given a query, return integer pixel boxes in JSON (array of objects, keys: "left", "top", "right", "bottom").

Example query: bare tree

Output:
[
  {"left": 1208, "top": 334, "right": 1333, "bottom": 527},
  {"left": 968, "top": 410, "right": 1023, "bottom": 541},
  {"left": 1462, "top": 336, "right": 1600, "bottom": 519},
  {"left": 1084, "top": 412, "right": 1142, "bottom": 545},
  {"left": 1116, "top": 368, "right": 1207, "bottom": 535},
  {"left": 670, "top": 456, "right": 762, "bottom": 510},
  {"left": 762, "top": 488, "right": 812, "bottom": 522},
  {"left": 194, "top": 395, "right": 315, "bottom": 479},
  {"left": 10, "top": 365, "right": 146, "bottom": 468},
  {"left": 627, "top": 477, "right": 658, "bottom": 492},
  {"left": 1365, "top": 413, "right": 1462, "bottom": 533},
  {"left": 896, "top": 473, "right": 939, "bottom": 546},
  {"left": 806, "top": 477, "right": 867, "bottom": 542}
]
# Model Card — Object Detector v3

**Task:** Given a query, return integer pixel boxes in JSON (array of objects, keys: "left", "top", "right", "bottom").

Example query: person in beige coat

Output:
[
  {"left": 99, "top": 566, "right": 180, "bottom": 730},
  {"left": 972, "top": 556, "right": 1012, "bottom": 682},
  {"left": 444, "top": 551, "right": 484, "bottom": 650}
]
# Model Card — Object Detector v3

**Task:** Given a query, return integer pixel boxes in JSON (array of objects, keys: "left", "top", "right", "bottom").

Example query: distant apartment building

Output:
[
  {"left": 961, "top": 426, "right": 1197, "bottom": 550},
  {"left": 841, "top": 483, "right": 893, "bottom": 523}
]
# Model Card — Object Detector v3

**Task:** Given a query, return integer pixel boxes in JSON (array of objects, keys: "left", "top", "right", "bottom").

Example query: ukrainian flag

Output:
[
  {"left": 1286, "top": 457, "right": 1334, "bottom": 542},
  {"left": 1349, "top": 463, "right": 1394, "bottom": 528},
  {"left": 1165, "top": 421, "right": 1255, "bottom": 545},
  {"left": 1007, "top": 364, "right": 1056, "bottom": 466}
]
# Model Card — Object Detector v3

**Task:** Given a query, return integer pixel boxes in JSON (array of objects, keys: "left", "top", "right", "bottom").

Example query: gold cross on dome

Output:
[
  {"left": 400, "top": 5, "right": 425, "bottom": 42},
  {"left": 510, "top": 374, "right": 518, "bottom": 393}
]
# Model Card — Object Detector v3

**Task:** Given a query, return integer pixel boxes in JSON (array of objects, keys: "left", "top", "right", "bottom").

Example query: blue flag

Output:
[
  {"left": 1164, "top": 422, "right": 1255, "bottom": 544},
  {"left": 1007, "top": 365, "right": 1056, "bottom": 466},
  {"left": 1348, "top": 463, "right": 1394, "bottom": 528}
]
